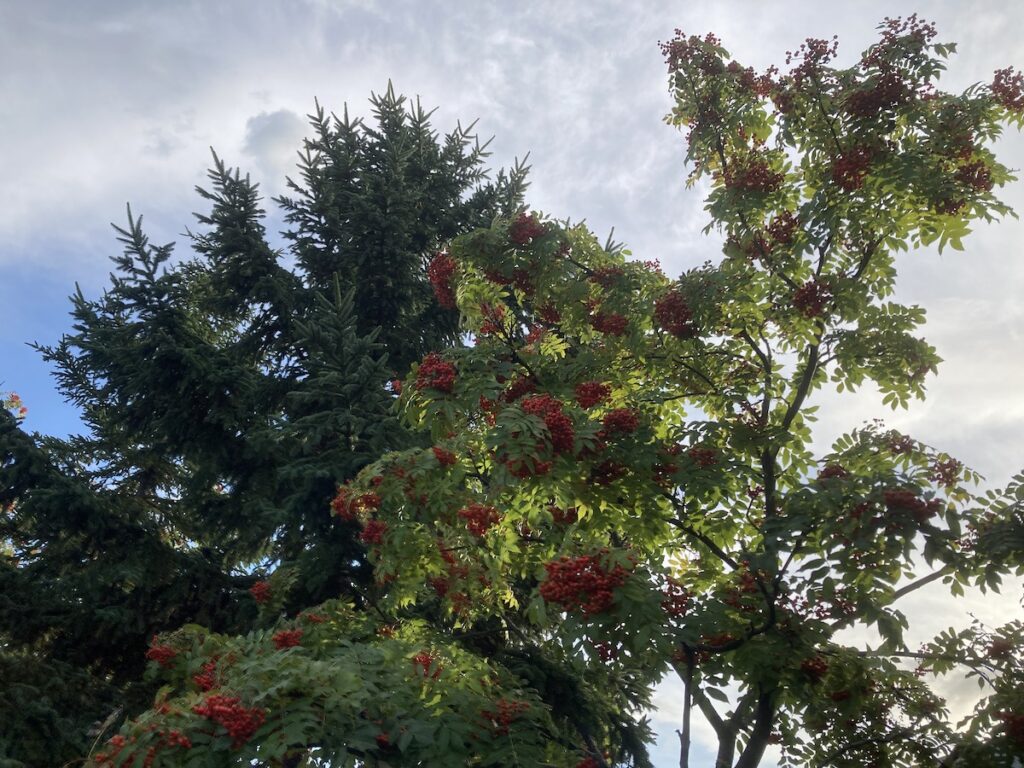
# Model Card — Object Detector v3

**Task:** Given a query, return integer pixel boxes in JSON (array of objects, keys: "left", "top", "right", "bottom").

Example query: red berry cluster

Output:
[
  {"left": 352, "top": 492, "right": 381, "bottom": 513},
  {"left": 458, "top": 503, "right": 501, "bottom": 537},
  {"left": 192, "top": 694, "right": 266, "bottom": 748},
  {"left": 360, "top": 519, "right": 389, "bottom": 545},
  {"left": 480, "top": 698, "right": 531, "bottom": 735},
  {"left": 508, "top": 212, "right": 546, "bottom": 245},
  {"left": 702, "top": 632, "right": 737, "bottom": 649},
  {"left": 688, "top": 446, "right": 718, "bottom": 468},
  {"left": 589, "top": 311, "right": 629, "bottom": 336},
  {"left": 375, "top": 732, "right": 391, "bottom": 750},
  {"left": 193, "top": 657, "right": 221, "bottom": 691},
  {"left": 767, "top": 211, "right": 798, "bottom": 247},
  {"left": 817, "top": 463, "right": 850, "bottom": 481},
  {"left": 659, "top": 31, "right": 723, "bottom": 75},
  {"left": 145, "top": 639, "right": 177, "bottom": 668},
  {"left": 575, "top": 381, "right": 610, "bottom": 409},
  {"left": 602, "top": 408, "right": 640, "bottom": 436},
  {"left": 887, "top": 431, "right": 915, "bottom": 454},
  {"left": 593, "top": 640, "right": 618, "bottom": 662},
  {"left": 478, "top": 302, "right": 506, "bottom": 336},
  {"left": 662, "top": 577, "right": 690, "bottom": 617},
  {"left": 333, "top": 488, "right": 382, "bottom": 520},
  {"left": 831, "top": 147, "right": 873, "bottom": 191},
  {"left": 506, "top": 456, "right": 553, "bottom": 478},
  {"left": 272, "top": 628, "right": 303, "bottom": 650},
  {"left": 412, "top": 650, "right": 443, "bottom": 679},
  {"left": 536, "top": 302, "right": 562, "bottom": 325},
  {"left": 249, "top": 580, "right": 272, "bottom": 604},
  {"left": 549, "top": 505, "right": 578, "bottom": 525},
  {"left": 786, "top": 35, "right": 839, "bottom": 86},
  {"left": 883, "top": 489, "right": 942, "bottom": 524},
  {"left": 427, "top": 251, "right": 457, "bottom": 309},
  {"left": 521, "top": 394, "right": 575, "bottom": 454},
  {"left": 589, "top": 266, "right": 626, "bottom": 288},
  {"left": 415, "top": 353, "right": 457, "bottom": 393},
  {"left": 792, "top": 279, "right": 832, "bottom": 318},
  {"left": 654, "top": 289, "right": 696, "bottom": 338},
  {"left": 800, "top": 656, "right": 829, "bottom": 683},
  {"left": 330, "top": 486, "right": 355, "bottom": 520},
  {"left": 929, "top": 458, "right": 962, "bottom": 488},
  {"left": 723, "top": 151, "right": 784, "bottom": 194},
  {"left": 502, "top": 375, "right": 538, "bottom": 403},
  {"left": 163, "top": 730, "right": 192, "bottom": 749},
  {"left": 871, "top": 14, "right": 937, "bottom": 54},
  {"left": 726, "top": 60, "right": 778, "bottom": 98},
  {"left": 432, "top": 446, "right": 458, "bottom": 468},
  {"left": 591, "top": 459, "right": 626, "bottom": 485},
  {"left": 576, "top": 757, "right": 601, "bottom": 768},
  {"left": 988, "top": 638, "right": 1013, "bottom": 660},
  {"left": 992, "top": 67, "right": 1024, "bottom": 111},
  {"left": 844, "top": 71, "right": 910, "bottom": 118},
  {"left": 954, "top": 159, "right": 994, "bottom": 192},
  {"left": 540, "top": 553, "right": 629, "bottom": 615},
  {"left": 303, "top": 612, "right": 326, "bottom": 624},
  {"left": 524, "top": 324, "right": 545, "bottom": 346},
  {"left": 998, "top": 711, "right": 1024, "bottom": 745}
]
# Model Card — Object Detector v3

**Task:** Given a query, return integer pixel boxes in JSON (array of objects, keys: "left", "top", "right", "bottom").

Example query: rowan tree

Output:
[
  {"left": 29, "top": 17, "right": 1024, "bottom": 768},
  {"left": 0, "top": 88, "right": 527, "bottom": 767}
]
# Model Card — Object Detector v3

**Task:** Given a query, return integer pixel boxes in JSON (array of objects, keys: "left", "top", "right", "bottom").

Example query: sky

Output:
[{"left": 2, "top": 1, "right": 1023, "bottom": 765}]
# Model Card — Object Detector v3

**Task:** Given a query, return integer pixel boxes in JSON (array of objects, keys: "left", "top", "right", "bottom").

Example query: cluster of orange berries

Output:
[
  {"left": 145, "top": 639, "right": 177, "bottom": 668},
  {"left": 800, "top": 656, "right": 829, "bottom": 683},
  {"left": 427, "top": 251, "right": 457, "bottom": 309},
  {"left": 588, "top": 265, "right": 626, "bottom": 288},
  {"left": 574, "top": 381, "right": 610, "bottom": 409},
  {"left": 432, "top": 446, "right": 458, "bottom": 467},
  {"left": 249, "top": 580, "right": 272, "bottom": 604},
  {"left": 521, "top": 394, "right": 575, "bottom": 455},
  {"left": 192, "top": 694, "right": 266, "bottom": 747},
  {"left": 415, "top": 353, "right": 457, "bottom": 393},
  {"left": 883, "top": 489, "right": 941, "bottom": 524},
  {"left": 478, "top": 302, "right": 506, "bottom": 336},
  {"left": 272, "top": 629, "right": 303, "bottom": 650},
  {"left": 831, "top": 146, "right": 873, "bottom": 191},
  {"left": 654, "top": 289, "right": 696, "bottom": 338},
  {"left": 817, "top": 463, "right": 850, "bottom": 481},
  {"left": 480, "top": 698, "right": 530, "bottom": 735},
  {"left": 723, "top": 151, "right": 784, "bottom": 194},
  {"left": 540, "top": 554, "right": 629, "bottom": 615},
  {"left": 193, "top": 657, "right": 221, "bottom": 691},
  {"left": 411, "top": 650, "right": 443, "bottom": 679},
  {"left": 508, "top": 212, "right": 547, "bottom": 245},
  {"left": 992, "top": 67, "right": 1024, "bottom": 111},
  {"left": 359, "top": 519, "right": 389, "bottom": 545},
  {"left": 588, "top": 310, "right": 629, "bottom": 336},
  {"left": 601, "top": 408, "right": 639, "bottom": 436},
  {"left": 687, "top": 446, "right": 719, "bottom": 468},
  {"left": 661, "top": 577, "right": 690, "bottom": 618},
  {"left": 792, "top": 279, "right": 833, "bottom": 318},
  {"left": 844, "top": 71, "right": 910, "bottom": 118},
  {"left": 93, "top": 729, "right": 191, "bottom": 767},
  {"left": 458, "top": 503, "right": 501, "bottom": 537},
  {"left": 331, "top": 487, "right": 381, "bottom": 521}
]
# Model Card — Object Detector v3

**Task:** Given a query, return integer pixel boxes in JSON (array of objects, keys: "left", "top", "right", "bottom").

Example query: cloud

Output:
[{"left": 241, "top": 109, "right": 309, "bottom": 195}]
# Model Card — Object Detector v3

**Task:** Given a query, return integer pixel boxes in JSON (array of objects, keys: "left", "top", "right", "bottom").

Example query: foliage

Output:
[{"left": 0, "top": 88, "right": 526, "bottom": 767}]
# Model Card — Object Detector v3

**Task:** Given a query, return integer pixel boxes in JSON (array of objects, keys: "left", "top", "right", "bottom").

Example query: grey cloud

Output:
[{"left": 242, "top": 109, "right": 309, "bottom": 194}]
